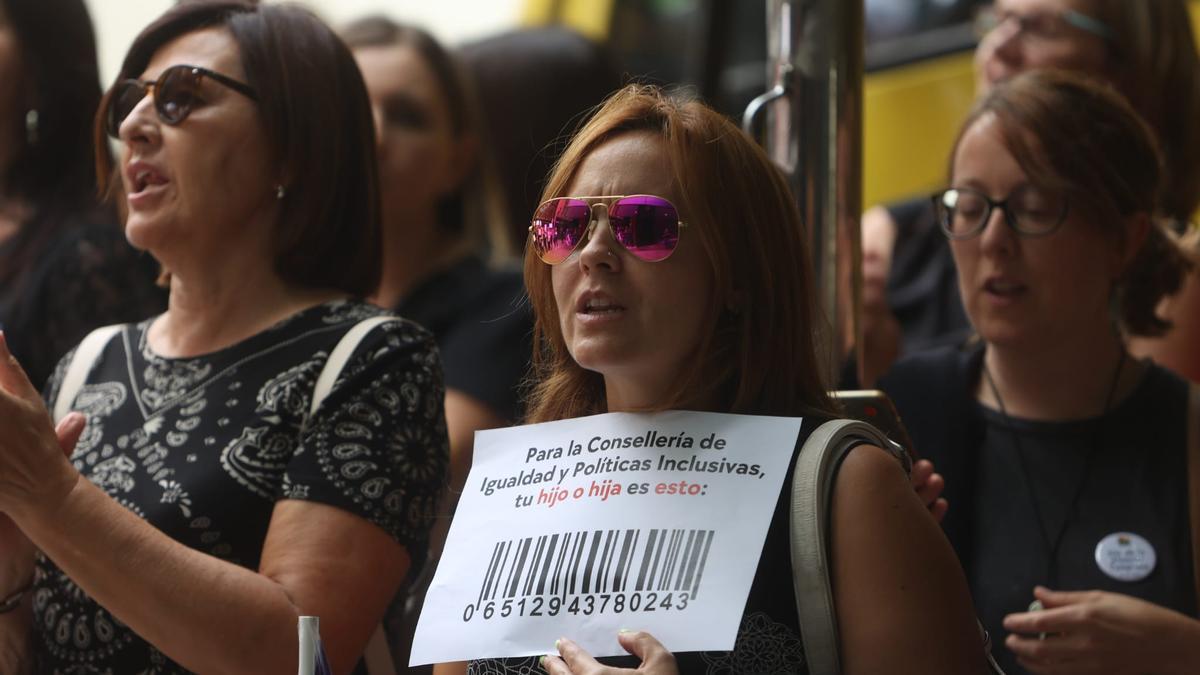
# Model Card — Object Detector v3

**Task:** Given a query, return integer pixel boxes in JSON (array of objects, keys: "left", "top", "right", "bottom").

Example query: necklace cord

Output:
[{"left": 982, "top": 349, "right": 1128, "bottom": 587}]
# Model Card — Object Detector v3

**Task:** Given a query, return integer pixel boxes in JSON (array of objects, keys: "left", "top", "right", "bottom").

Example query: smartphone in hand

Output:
[{"left": 831, "top": 389, "right": 917, "bottom": 459}]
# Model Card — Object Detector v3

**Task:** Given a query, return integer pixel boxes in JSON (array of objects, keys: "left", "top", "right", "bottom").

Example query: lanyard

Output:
[{"left": 981, "top": 350, "right": 1126, "bottom": 587}]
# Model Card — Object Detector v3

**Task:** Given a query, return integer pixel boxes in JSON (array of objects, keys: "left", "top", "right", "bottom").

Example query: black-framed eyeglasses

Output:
[
  {"left": 105, "top": 64, "right": 258, "bottom": 138},
  {"left": 932, "top": 187, "right": 1069, "bottom": 239},
  {"left": 973, "top": 5, "right": 1116, "bottom": 44}
]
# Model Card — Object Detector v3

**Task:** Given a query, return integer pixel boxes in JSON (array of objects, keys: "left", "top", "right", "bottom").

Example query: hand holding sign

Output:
[
  {"left": 542, "top": 633, "right": 679, "bottom": 675},
  {"left": 410, "top": 411, "right": 802, "bottom": 666}
]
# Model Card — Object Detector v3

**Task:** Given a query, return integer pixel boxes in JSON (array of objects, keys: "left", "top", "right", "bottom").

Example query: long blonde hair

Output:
[{"left": 522, "top": 85, "right": 834, "bottom": 423}]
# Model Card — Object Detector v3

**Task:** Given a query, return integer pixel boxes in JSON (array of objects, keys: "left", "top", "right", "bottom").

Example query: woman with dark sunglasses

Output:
[
  {"left": 858, "top": 0, "right": 1200, "bottom": 387},
  {"left": 445, "top": 84, "right": 987, "bottom": 675},
  {"left": 0, "top": 2, "right": 447, "bottom": 674},
  {"left": 878, "top": 70, "right": 1199, "bottom": 675},
  {"left": 0, "top": 0, "right": 164, "bottom": 391}
]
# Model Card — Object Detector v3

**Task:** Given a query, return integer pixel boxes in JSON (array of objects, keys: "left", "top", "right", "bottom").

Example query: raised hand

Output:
[{"left": 0, "top": 332, "right": 84, "bottom": 522}]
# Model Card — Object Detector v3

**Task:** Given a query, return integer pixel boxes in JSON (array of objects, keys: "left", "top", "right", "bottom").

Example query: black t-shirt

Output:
[
  {"left": 468, "top": 416, "right": 882, "bottom": 675},
  {"left": 395, "top": 256, "right": 532, "bottom": 423},
  {"left": 880, "top": 343, "right": 1196, "bottom": 675},
  {"left": 33, "top": 300, "right": 449, "bottom": 674},
  {"left": 971, "top": 367, "right": 1195, "bottom": 675}
]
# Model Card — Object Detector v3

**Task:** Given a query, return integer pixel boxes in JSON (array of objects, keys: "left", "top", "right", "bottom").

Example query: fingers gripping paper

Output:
[{"left": 410, "top": 411, "right": 803, "bottom": 665}]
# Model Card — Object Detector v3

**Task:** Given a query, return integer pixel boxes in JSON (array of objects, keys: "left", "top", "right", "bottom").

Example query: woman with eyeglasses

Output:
[
  {"left": 858, "top": 0, "right": 1200, "bottom": 386},
  {"left": 0, "top": 3, "right": 447, "bottom": 673},
  {"left": 445, "top": 84, "right": 987, "bottom": 675},
  {"left": 879, "top": 70, "right": 1198, "bottom": 675},
  {"left": 0, "top": 0, "right": 164, "bottom": 391}
]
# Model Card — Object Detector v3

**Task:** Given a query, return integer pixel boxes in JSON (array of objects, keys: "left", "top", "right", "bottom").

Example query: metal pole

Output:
[{"left": 745, "top": 0, "right": 863, "bottom": 388}]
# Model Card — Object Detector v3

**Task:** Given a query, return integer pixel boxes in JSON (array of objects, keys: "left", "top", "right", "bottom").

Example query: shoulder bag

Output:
[{"left": 790, "top": 417, "right": 1005, "bottom": 674}]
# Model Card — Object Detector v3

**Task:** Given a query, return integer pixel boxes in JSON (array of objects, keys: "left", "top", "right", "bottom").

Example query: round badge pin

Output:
[{"left": 1094, "top": 532, "right": 1156, "bottom": 582}]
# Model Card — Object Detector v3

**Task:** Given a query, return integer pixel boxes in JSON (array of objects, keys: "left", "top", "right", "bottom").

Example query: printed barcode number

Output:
[{"left": 461, "top": 528, "right": 714, "bottom": 622}]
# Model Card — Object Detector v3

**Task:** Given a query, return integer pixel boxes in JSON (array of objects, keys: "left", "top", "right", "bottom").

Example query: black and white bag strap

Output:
[{"left": 52, "top": 324, "right": 123, "bottom": 424}]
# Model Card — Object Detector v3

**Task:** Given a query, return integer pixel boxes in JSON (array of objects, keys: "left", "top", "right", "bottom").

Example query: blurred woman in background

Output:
[
  {"left": 0, "top": 0, "right": 164, "bottom": 390},
  {"left": 343, "top": 17, "right": 533, "bottom": 672},
  {"left": 344, "top": 16, "right": 531, "bottom": 497}
]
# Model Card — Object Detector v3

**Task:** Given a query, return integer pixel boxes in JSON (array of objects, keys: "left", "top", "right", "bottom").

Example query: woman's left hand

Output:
[
  {"left": 0, "top": 333, "right": 81, "bottom": 520},
  {"left": 909, "top": 459, "right": 948, "bottom": 524},
  {"left": 542, "top": 632, "right": 678, "bottom": 675},
  {"left": 1003, "top": 586, "right": 1200, "bottom": 675}
]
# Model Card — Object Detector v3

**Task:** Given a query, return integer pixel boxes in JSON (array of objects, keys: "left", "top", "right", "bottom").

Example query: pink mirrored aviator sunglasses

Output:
[{"left": 528, "top": 195, "right": 688, "bottom": 264}]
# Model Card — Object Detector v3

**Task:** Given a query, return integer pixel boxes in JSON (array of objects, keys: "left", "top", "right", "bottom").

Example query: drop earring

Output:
[
  {"left": 25, "top": 110, "right": 39, "bottom": 146},
  {"left": 275, "top": 184, "right": 286, "bottom": 200}
]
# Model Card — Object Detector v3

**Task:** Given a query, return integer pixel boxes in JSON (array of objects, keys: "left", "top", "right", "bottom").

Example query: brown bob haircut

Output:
[
  {"left": 1084, "top": 0, "right": 1200, "bottom": 222},
  {"left": 522, "top": 84, "right": 834, "bottom": 423},
  {"left": 951, "top": 69, "right": 1192, "bottom": 337},
  {"left": 94, "top": 0, "right": 381, "bottom": 297}
]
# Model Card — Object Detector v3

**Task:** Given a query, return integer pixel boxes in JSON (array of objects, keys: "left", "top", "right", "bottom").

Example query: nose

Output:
[
  {"left": 578, "top": 204, "right": 622, "bottom": 273},
  {"left": 989, "top": 18, "right": 1025, "bottom": 65},
  {"left": 978, "top": 204, "right": 1017, "bottom": 258},
  {"left": 118, "top": 89, "right": 159, "bottom": 146},
  {"left": 369, "top": 102, "right": 386, "bottom": 155}
]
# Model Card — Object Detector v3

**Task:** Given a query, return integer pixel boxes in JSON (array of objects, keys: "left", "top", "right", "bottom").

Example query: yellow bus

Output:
[{"left": 518, "top": 0, "right": 1200, "bottom": 209}]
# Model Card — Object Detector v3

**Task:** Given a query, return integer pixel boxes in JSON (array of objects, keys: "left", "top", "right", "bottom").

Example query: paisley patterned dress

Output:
[{"left": 32, "top": 300, "right": 448, "bottom": 674}]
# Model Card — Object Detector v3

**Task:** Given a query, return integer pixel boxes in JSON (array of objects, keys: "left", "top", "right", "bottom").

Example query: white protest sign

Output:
[{"left": 410, "top": 410, "right": 803, "bottom": 666}]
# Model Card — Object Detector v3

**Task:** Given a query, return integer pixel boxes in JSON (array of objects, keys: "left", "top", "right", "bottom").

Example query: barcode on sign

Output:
[{"left": 475, "top": 529, "right": 715, "bottom": 605}]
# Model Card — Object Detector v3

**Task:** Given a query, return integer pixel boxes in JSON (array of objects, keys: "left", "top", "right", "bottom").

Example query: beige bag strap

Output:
[
  {"left": 308, "top": 316, "right": 397, "bottom": 421},
  {"left": 305, "top": 315, "right": 400, "bottom": 675},
  {"left": 1187, "top": 382, "right": 1200, "bottom": 608},
  {"left": 53, "top": 324, "right": 122, "bottom": 423},
  {"left": 791, "top": 418, "right": 904, "bottom": 674}
]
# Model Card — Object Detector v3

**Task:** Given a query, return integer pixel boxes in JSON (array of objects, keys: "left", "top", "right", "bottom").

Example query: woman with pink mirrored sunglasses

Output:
[{"left": 447, "top": 84, "right": 988, "bottom": 675}]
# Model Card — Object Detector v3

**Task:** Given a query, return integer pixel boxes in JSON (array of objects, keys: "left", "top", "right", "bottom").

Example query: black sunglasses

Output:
[{"left": 105, "top": 64, "right": 258, "bottom": 138}]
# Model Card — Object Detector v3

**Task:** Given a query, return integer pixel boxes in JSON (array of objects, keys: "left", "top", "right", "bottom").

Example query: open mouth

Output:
[
  {"left": 582, "top": 299, "right": 625, "bottom": 315},
  {"left": 128, "top": 164, "right": 169, "bottom": 195},
  {"left": 983, "top": 278, "right": 1026, "bottom": 297}
]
